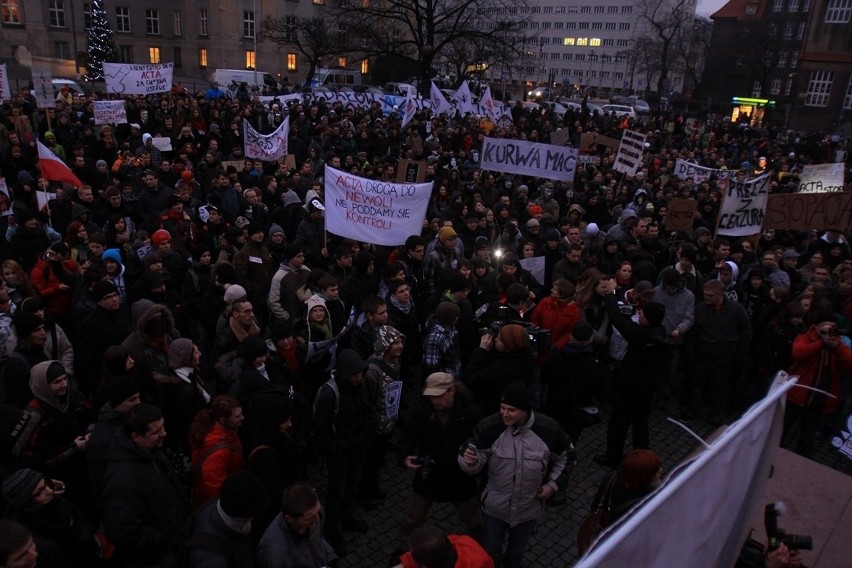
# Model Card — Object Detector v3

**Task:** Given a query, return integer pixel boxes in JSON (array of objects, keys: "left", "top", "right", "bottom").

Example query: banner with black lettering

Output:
[
  {"left": 481, "top": 137, "right": 578, "bottom": 182},
  {"left": 93, "top": 100, "right": 128, "bottom": 125},
  {"left": 716, "top": 174, "right": 769, "bottom": 237},
  {"left": 103, "top": 62, "right": 173, "bottom": 95},
  {"left": 324, "top": 165, "right": 432, "bottom": 246},
  {"left": 673, "top": 159, "right": 736, "bottom": 183},
  {"left": 612, "top": 129, "right": 646, "bottom": 176},
  {"left": 243, "top": 118, "right": 289, "bottom": 161},
  {"left": 799, "top": 163, "right": 845, "bottom": 193},
  {"left": 0, "top": 64, "right": 10, "bottom": 102}
]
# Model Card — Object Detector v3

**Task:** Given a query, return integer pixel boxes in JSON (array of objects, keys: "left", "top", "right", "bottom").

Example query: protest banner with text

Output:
[
  {"left": 324, "top": 165, "right": 432, "bottom": 246},
  {"left": 716, "top": 174, "right": 769, "bottom": 237},
  {"left": 0, "top": 64, "right": 10, "bottom": 101},
  {"left": 93, "top": 100, "right": 128, "bottom": 125},
  {"left": 612, "top": 129, "right": 646, "bottom": 176},
  {"left": 103, "top": 62, "right": 173, "bottom": 95},
  {"left": 673, "top": 159, "right": 735, "bottom": 183},
  {"left": 798, "top": 163, "right": 845, "bottom": 193},
  {"left": 243, "top": 118, "right": 289, "bottom": 161},
  {"left": 480, "top": 137, "right": 578, "bottom": 182},
  {"left": 32, "top": 70, "right": 53, "bottom": 109},
  {"left": 764, "top": 192, "right": 852, "bottom": 230}
]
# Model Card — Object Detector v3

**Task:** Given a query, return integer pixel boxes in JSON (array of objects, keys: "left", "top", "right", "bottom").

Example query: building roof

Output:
[{"left": 711, "top": 0, "right": 766, "bottom": 20}]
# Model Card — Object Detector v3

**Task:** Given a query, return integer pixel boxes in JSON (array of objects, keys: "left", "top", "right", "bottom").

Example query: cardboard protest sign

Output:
[
  {"left": 550, "top": 128, "right": 571, "bottom": 147},
  {"left": 612, "top": 129, "right": 646, "bottom": 176},
  {"left": 103, "top": 62, "right": 173, "bottom": 95},
  {"left": 93, "top": 100, "right": 128, "bottom": 125},
  {"left": 798, "top": 163, "right": 845, "bottom": 193},
  {"left": 481, "top": 137, "right": 578, "bottom": 182},
  {"left": 324, "top": 165, "right": 432, "bottom": 246},
  {"left": 764, "top": 192, "right": 852, "bottom": 230},
  {"left": 580, "top": 132, "right": 619, "bottom": 151},
  {"left": 716, "top": 174, "right": 769, "bottom": 237},
  {"left": 665, "top": 198, "right": 697, "bottom": 232}
]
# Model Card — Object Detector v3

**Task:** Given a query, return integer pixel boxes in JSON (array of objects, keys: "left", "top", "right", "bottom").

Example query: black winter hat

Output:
[
  {"left": 106, "top": 377, "right": 141, "bottom": 408},
  {"left": 14, "top": 312, "right": 44, "bottom": 338},
  {"left": 500, "top": 381, "right": 531, "bottom": 412},
  {"left": 92, "top": 281, "right": 119, "bottom": 302},
  {"left": 2, "top": 468, "right": 44, "bottom": 508},
  {"left": 218, "top": 471, "right": 270, "bottom": 519},
  {"left": 335, "top": 348, "right": 368, "bottom": 378}
]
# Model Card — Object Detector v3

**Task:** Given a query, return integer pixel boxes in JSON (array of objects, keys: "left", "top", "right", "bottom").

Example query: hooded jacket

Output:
[{"left": 651, "top": 280, "right": 695, "bottom": 346}]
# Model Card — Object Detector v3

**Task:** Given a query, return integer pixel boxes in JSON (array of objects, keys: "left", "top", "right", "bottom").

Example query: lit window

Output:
[
  {"left": 804, "top": 70, "right": 833, "bottom": 106},
  {"left": 338, "top": 57, "right": 347, "bottom": 67},
  {"left": 1, "top": 0, "right": 22, "bottom": 25},
  {"left": 246, "top": 50, "right": 256, "bottom": 70},
  {"left": 287, "top": 53, "right": 297, "bottom": 72},
  {"left": 361, "top": 59, "right": 369, "bottom": 74},
  {"left": 590, "top": 38, "right": 601, "bottom": 46},
  {"left": 149, "top": 47, "right": 161, "bottom": 64},
  {"left": 199, "top": 48, "right": 208, "bottom": 68},
  {"left": 563, "top": 38, "right": 575, "bottom": 46},
  {"left": 577, "top": 37, "right": 588, "bottom": 46}
]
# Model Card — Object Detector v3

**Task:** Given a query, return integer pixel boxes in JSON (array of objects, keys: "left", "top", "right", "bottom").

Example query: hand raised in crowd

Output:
[{"left": 479, "top": 333, "right": 495, "bottom": 351}]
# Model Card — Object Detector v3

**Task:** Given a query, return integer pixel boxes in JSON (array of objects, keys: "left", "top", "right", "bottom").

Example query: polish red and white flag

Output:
[{"left": 37, "top": 140, "right": 82, "bottom": 187}]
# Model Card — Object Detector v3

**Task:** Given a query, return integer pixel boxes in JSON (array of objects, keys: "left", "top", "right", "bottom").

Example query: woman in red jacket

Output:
[
  {"left": 29, "top": 243, "right": 79, "bottom": 327},
  {"left": 530, "top": 279, "right": 582, "bottom": 350},
  {"left": 188, "top": 395, "right": 245, "bottom": 510},
  {"left": 784, "top": 313, "right": 852, "bottom": 457}
]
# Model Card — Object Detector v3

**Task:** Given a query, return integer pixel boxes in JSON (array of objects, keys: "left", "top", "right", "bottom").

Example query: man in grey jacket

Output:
[
  {"left": 651, "top": 269, "right": 695, "bottom": 411},
  {"left": 459, "top": 382, "right": 574, "bottom": 568}
]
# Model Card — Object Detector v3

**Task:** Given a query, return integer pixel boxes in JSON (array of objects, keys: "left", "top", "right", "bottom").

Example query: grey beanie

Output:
[
  {"left": 2, "top": 468, "right": 44, "bottom": 508},
  {"left": 168, "top": 338, "right": 195, "bottom": 369}
]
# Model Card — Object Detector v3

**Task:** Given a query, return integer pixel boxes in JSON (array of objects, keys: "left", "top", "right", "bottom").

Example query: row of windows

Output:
[
  {"left": 526, "top": 21, "right": 630, "bottom": 31},
  {"left": 799, "top": 72, "right": 852, "bottom": 108},
  {"left": 771, "top": 0, "right": 810, "bottom": 12}
]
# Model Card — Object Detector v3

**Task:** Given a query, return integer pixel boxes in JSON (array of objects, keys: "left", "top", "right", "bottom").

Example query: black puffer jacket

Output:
[{"left": 101, "top": 432, "right": 191, "bottom": 568}]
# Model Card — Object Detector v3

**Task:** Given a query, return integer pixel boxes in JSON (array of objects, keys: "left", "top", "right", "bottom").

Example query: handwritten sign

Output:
[
  {"left": 612, "top": 129, "right": 646, "bottom": 176},
  {"left": 103, "top": 62, "right": 173, "bottom": 95},
  {"left": 580, "top": 132, "right": 619, "bottom": 151},
  {"left": 93, "top": 100, "right": 128, "bottom": 125},
  {"left": 0, "top": 64, "right": 10, "bottom": 102},
  {"left": 243, "top": 118, "right": 289, "bottom": 161},
  {"left": 481, "top": 137, "right": 578, "bottom": 182},
  {"left": 324, "top": 165, "right": 432, "bottom": 246},
  {"left": 764, "top": 192, "right": 852, "bottom": 230},
  {"left": 396, "top": 159, "right": 426, "bottom": 183},
  {"left": 32, "top": 70, "right": 54, "bottom": 109},
  {"left": 665, "top": 198, "right": 698, "bottom": 232},
  {"left": 673, "top": 159, "right": 736, "bottom": 183},
  {"left": 799, "top": 163, "right": 845, "bottom": 193},
  {"left": 151, "top": 137, "right": 172, "bottom": 152},
  {"left": 716, "top": 174, "right": 770, "bottom": 237}
]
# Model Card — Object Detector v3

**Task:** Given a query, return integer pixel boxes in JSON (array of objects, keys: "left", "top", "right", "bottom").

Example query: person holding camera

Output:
[
  {"left": 397, "top": 373, "right": 484, "bottom": 553},
  {"left": 783, "top": 312, "right": 852, "bottom": 457},
  {"left": 466, "top": 324, "right": 534, "bottom": 413},
  {"left": 459, "top": 382, "right": 573, "bottom": 568}
]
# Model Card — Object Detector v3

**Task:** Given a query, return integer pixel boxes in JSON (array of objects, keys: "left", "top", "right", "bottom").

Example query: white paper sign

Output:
[
  {"left": 0, "top": 177, "right": 12, "bottom": 217},
  {"left": 481, "top": 137, "right": 578, "bottom": 182},
  {"left": 613, "top": 129, "right": 646, "bottom": 176},
  {"left": 0, "top": 64, "right": 11, "bottom": 102},
  {"left": 32, "top": 70, "right": 54, "bottom": 109},
  {"left": 324, "top": 165, "right": 432, "bottom": 246},
  {"left": 799, "top": 163, "right": 845, "bottom": 193},
  {"left": 716, "top": 174, "right": 770, "bottom": 237},
  {"left": 103, "top": 62, "right": 174, "bottom": 95},
  {"left": 93, "top": 100, "right": 128, "bottom": 125},
  {"left": 151, "top": 137, "right": 172, "bottom": 152},
  {"left": 673, "top": 159, "right": 736, "bottom": 183},
  {"left": 243, "top": 118, "right": 289, "bottom": 161}
]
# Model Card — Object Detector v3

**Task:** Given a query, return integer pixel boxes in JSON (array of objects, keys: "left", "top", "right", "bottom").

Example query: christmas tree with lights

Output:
[{"left": 86, "top": 0, "right": 117, "bottom": 80}]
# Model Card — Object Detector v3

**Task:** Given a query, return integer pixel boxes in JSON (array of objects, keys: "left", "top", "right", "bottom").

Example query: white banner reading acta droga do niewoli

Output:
[
  {"left": 480, "top": 137, "right": 578, "bottom": 182},
  {"left": 324, "top": 165, "right": 432, "bottom": 246}
]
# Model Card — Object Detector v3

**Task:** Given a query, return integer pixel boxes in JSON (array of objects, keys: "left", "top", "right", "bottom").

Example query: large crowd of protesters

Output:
[{"left": 0, "top": 79, "right": 850, "bottom": 568}]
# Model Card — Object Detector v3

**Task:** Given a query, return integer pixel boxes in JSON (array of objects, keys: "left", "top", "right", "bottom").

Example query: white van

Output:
[
  {"left": 310, "top": 67, "right": 362, "bottom": 88},
  {"left": 211, "top": 69, "right": 277, "bottom": 90}
]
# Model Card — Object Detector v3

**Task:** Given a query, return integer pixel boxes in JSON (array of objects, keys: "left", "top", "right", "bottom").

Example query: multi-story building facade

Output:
[
  {"left": 0, "top": 0, "right": 363, "bottom": 90},
  {"left": 482, "top": 0, "right": 697, "bottom": 99},
  {"left": 704, "top": 0, "right": 851, "bottom": 131}
]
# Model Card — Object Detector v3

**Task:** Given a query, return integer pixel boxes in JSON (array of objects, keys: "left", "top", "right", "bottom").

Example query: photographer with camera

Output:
[
  {"left": 466, "top": 323, "right": 534, "bottom": 413},
  {"left": 783, "top": 312, "right": 852, "bottom": 457},
  {"left": 396, "top": 373, "right": 484, "bottom": 554},
  {"left": 737, "top": 502, "right": 809, "bottom": 568}
]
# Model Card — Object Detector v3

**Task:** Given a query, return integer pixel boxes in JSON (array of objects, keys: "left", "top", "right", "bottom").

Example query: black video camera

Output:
[
  {"left": 764, "top": 502, "right": 813, "bottom": 552},
  {"left": 479, "top": 320, "right": 551, "bottom": 358}
]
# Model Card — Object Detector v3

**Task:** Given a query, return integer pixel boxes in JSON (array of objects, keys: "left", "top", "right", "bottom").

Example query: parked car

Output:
[
  {"left": 600, "top": 104, "right": 637, "bottom": 119},
  {"left": 611, "top": 95, "right": 651, "bottom": 114}
]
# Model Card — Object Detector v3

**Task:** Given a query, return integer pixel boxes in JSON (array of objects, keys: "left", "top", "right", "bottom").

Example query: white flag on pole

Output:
[
  {"left": 429, "top": 81, "right": 453, "bottom": 116},
  {"left": 454, "top": 81, "right": 474, "bottom": 116}
]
